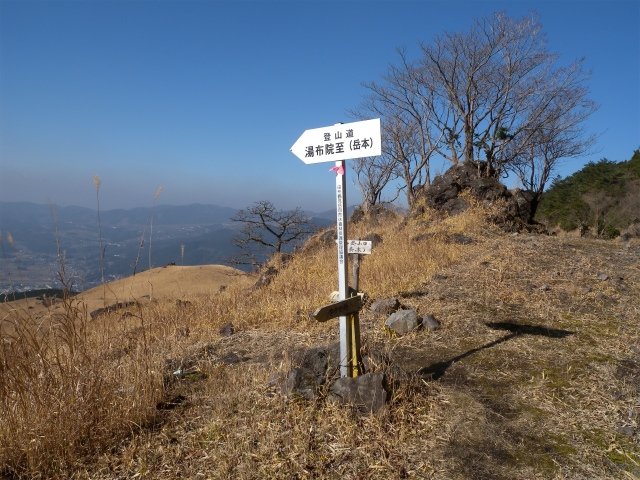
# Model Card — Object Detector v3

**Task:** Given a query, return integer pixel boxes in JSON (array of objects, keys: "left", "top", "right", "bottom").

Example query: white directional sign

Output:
[
  {"left": 290, "top": 118, "right": 381, "bottom": 164},
  {"left": 347, "top": 240, "right": 372, "bottom": 255}
]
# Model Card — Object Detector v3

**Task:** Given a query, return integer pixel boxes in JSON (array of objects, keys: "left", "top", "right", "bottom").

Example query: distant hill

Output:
[
  {"left": 1, "top": 264, "right": 243, "bottom": 327},
  {"left": 536, "top": 149, "right": 640, "bottom": 237},
  {"left": 0, "top": 201, "right": 338, "bottom": 292}
]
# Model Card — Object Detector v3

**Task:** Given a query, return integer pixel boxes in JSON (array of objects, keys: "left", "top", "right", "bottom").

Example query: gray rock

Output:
[
  {"left": 370, "top": 298, "right": 401, "bottom": 316},
  {"left": 319, "top": 230, "right": 337, "bottom": 245},
  {"left": 412, "top": 233, "right": 435, "bottom": 242},
  {"left": 616, "top": 426, "right": 635, "bottom": 437},
  {"left": 362, "top": 232, "right": 383, "bottom": 248},
  {"left": 266, "top": 371, "right": 287, "bottom": 393},
  {"left": 219, "top": 352, "right": 243, "bottom": 364},
  {"left": 292, "top": 343, "right": 340, "bottom": 383},
  {"left": 328, "top": 372, "right": 388, "bottom": 413},
  {"left": 385, "top": 309, "right": 420, "bottom": 334},
  {"left": 253, "top": 266, "right": 278, "bottom": 289},
  {"left": 597, "top": 273, "right": 610, "bottom": 281},
  {"left": 219, "top": 322, "right": 234, "bottom": 337},
  {"left": 423, "top": 175, "right": 460, "bottom": 207},
  {"left": 422, "top": 314, "right": 441, "bottom": 331},
  {"left": 442, "top": 198, "right": 469, "bottom": 216},
  {"left": 285, "top": 368, "right": 321, "bottom": 401},
  {"left": 362, "top": 351, "right": 392, "bottom": 373},
  {"left": 450, "top": 233, "right": 473, "bottom": 245},
  {"left": 349, "top": 206, "right": 366, "bottom": 224}
]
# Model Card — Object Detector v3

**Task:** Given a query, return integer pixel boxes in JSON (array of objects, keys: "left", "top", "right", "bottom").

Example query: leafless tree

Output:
[
  {"left": 352, "top": 12, "right": 598, "bottom": 213},
  {"left": 582, "top": 191, "right": 618, "bottom": 237},
  {"left": 351, "top": 48, "right": 443, "bottom": 208},
  {"left": 509, "top": 82, "right": 599, "bottom": 216},
  {"left": 351, "top": 153, "right": 399, "bottom": 211},
  {"left": 225, "top": 200, "right": 319, "bottom": 268},
  {"left": 417, "top": 12, "right": 598, "bottom": 178}
]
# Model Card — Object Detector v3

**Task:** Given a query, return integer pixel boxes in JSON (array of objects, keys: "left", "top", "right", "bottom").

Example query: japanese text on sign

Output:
[
  {"left": 290, "top": 118, "right": 381, "bottom": 165},
  {"left": 336, "top": 184, "right": 345, "bottom": 266},
  {"left": 347, "top": 240, "right": 372, "bottom": 255},
  {"left": 305, "top": 128, "right": 374, "bottom": 159}
]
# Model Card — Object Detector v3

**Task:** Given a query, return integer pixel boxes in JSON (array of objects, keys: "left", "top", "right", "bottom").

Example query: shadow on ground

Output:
[{"left": 417, "top": 322, "right": 575, "bottom": 381}]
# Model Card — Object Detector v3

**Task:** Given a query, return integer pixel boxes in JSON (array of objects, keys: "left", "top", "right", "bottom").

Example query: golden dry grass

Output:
[
  {"left": 1, "top": 264, "right": 242, "bottom": 329},
  {"left": 2, "top": 201, "right": 640, "bottom": 479}
]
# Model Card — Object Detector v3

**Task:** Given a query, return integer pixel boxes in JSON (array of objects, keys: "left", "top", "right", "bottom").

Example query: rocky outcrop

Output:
[
  {"left": 350, "top": 204, "right": 397, "bottom": 225},
  {"left": 415, "top": 162, "right": 542, "bottom": 231}
]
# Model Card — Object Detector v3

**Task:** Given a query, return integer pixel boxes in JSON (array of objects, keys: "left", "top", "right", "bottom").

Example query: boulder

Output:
[
  {"left": 441, "top": 198, "right": 469, "bottom": 216},
  {"left": 362, "top": 232, "right": 383, "bottom": 248},
  {"left": 319, "top": 230, "right": 337, "bottom": 245},
  {"left": 450, "top": 233, "right": 473, "bottom": 245},
  {"left": 423, "top": 176, "right": 460, "bottom": 208},
  {"left": 328, "top": 372, "right": 388, "bottom": 413},
  {"left": 370, "top": 298, "right": 401, "bottom": 316},
  {"left": 219, "top": 322, "right": 234, "bottom": 337},
  {"left": 292, "top": 343, "right": 340, "bottom": 383},
  {"left": 385, "top": 309, "right": 420, "bottom": 334},
  {"left": 253, "top": 266, "right": 278, "bottom": 289},
  {"left": 284, "top": 368, "right": 321, "bottom": 401},
  {"left": 412, "top": 232, "right": 435, "bottom": 242},
  {"left": 422, "top": 314, "right": 441, "bottom": 331},
  {"left": 417, "top": 161, "right": 539, "bottom": 228},
  {"left": 349, "top": 205, "right": 366, "bottom": 224}
]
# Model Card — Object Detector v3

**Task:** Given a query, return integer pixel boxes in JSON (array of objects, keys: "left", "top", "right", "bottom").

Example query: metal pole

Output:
[{"left": 335, "top": 160, "right": 351, "bottom": 377}]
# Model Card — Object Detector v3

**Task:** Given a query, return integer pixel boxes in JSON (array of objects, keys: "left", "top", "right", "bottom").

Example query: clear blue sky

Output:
[{"left": 1, "top": 0, "right": 638, "bottom": 213}]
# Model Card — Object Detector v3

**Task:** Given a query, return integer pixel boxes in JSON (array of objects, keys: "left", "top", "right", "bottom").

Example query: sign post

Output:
[
  {"left": 291, "top": 119, "right": 381, "bottom": 377},
  {"left": 347, "top": 240, "right": 372, "bottom": 292}
]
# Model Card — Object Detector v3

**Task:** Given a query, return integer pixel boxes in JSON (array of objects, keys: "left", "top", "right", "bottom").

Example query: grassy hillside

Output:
[
  {"left": 1, "top": 200, "right": 640, "bottom": 479},
  {"left": 536, "top": 149, "right": 640, "bottom": 236}
]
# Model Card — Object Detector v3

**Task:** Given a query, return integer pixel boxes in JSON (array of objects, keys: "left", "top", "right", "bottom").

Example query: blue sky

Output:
[{"left": 1, "top": 0, "right": 638, "bottom": 213}]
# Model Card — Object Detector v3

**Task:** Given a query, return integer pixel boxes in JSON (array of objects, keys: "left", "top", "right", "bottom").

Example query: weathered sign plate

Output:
[
  {"left": 347, "top": 240, "right": 372, "bottom": 255},
  {"left": 290, "top": 118, "right": 381, "bottom": 164},
  {"left": 312, "top": 296, "right": 362, "bottom": 323}
]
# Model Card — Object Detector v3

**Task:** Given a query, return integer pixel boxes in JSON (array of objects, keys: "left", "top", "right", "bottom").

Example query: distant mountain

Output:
[
  {"left": 0, "top": 201, "right": 340, "bottom": 292},
  {"left": 0, "top": 202, "right": 239, "bottom": 229},
  {"left": 308, "top": 205, "right": 357, "bottom": 221}
]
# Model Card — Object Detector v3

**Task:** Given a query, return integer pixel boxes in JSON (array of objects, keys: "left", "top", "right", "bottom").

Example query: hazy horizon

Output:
[{"left": 2, "top": 1, "right": 638, "bottom": 212}]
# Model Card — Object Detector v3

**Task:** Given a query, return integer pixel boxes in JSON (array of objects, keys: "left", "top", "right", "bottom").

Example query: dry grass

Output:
[{"left": 2, "top": 200, "right": 640, "bottom": 479}]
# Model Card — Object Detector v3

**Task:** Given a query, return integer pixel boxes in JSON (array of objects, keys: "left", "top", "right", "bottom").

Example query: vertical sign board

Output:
[{"left": 291, "top": 119, "right": 381, "bottom": 377}]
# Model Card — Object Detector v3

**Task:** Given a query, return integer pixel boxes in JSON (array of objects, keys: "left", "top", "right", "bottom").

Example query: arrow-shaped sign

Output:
[
  {"left": 312, "top": 296, "right": 362, "bottom": 323},
  {"left": 290, "top": 118, "right": 381, "bottom": 164}
]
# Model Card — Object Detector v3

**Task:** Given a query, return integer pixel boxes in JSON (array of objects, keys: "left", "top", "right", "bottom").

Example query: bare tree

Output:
[
  {"left": 415, "top": 12, "right": 598, "bottom": 178},
  {"left": 582, "top": 191, "right": 617, "bottom": 237},
  {"left": 225, "top": 200, "right": 319, "bottom": 268},
  {"left": 509, "top": 81, "right": 599, "bottom": 217},
  {"left": 351, "top": 154, "right": 399, "bottom": 211},
  {"left": 352, "top": 48, "right": 443, "bottom": 208},
  {"left": 352, "top": 12, "right": 598, "bottom": 212}
]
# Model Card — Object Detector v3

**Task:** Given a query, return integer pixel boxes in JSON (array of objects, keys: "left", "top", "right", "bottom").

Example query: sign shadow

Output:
[{"left": 417, "top": 322, "right": 575, "bottom": 381}]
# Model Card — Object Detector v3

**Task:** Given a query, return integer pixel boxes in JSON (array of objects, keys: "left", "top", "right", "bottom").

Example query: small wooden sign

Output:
[
  {"left": 347, "top": 240, "right": 372, "bottom": 255},
  {"left": 312, "top": 296, "right": 361, "bottom": 323}
]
